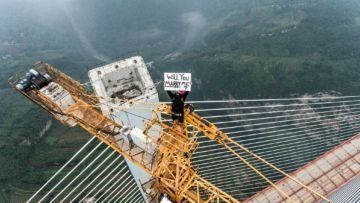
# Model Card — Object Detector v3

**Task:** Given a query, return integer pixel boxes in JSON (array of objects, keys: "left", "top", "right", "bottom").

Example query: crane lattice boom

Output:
[
  {"left": 9, "top": 62, "right": 240, "bottom": 203},
  {"left": 9, "top": 61, "right": 332, "bottom": 203}
]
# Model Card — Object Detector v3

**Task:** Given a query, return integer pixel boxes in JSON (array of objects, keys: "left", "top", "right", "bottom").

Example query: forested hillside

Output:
[
  {"left": 157, "top": 0, "right": 360, "bottom": 99},
  {"left": 1, "top": 0, "right": 360, "bottom": 201}
]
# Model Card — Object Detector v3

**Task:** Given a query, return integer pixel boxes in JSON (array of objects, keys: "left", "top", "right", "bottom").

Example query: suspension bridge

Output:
[{"left": 9, "top": 57, "right": 360, "bottom": 203}]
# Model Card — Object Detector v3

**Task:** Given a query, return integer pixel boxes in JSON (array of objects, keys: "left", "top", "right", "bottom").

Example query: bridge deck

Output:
[{"left": 244, "top": 134, "right": 360, "bottom": 203}]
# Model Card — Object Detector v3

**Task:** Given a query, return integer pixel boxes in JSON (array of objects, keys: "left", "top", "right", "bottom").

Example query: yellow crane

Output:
[{"left": 9, "top": 61, "right": 332, "bottom": 203}]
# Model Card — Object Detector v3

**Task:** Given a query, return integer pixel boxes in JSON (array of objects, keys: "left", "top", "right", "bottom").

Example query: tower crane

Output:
[{"left": 9, "top": 60, "right": 332, "bottom": 203}]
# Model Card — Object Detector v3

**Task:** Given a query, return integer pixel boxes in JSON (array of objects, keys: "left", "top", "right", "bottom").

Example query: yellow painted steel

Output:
[
  {"left": 10, "top": 62, "right": 333, "bottom": 203},
  {"left": 184, "top": 109, "right": 333, "bottom": 203},
  {"left": 10, "top": 63, "right": 239, "bottom": 203}
]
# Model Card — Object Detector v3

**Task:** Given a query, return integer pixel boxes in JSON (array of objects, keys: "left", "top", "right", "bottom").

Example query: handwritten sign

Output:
[{"left": 164, "top": 72, "right": 192, "bottom": 91}]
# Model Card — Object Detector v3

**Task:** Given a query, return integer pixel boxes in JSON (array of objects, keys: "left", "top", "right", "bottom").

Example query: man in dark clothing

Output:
[{"left": 167, "top": 90, "right": 189, "bottom": 123}]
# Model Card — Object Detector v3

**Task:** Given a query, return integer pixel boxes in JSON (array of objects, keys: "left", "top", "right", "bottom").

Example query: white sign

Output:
[{"left": 164, "top": 72, "right": 192, "bottom": 91}]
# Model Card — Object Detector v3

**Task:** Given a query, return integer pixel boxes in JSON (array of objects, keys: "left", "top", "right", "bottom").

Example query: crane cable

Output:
[
  {"left": 181, "top": 95, "right": 360, "bottom": 103},
  {"left": 194, "top": 98, "right": 360, "bottom": 112},
  {"left": 69, "top": 156, "right": 122, "bottom": 202},
  {"left": 225, "top": 136, "right": 333, "bottom": 202},
  {"left": 185, "top": 108, "right": 335, "bottom": 202},
  {"left": 194, "top": 120, "right": 360, "bottom": 159},
  {"left": 104, "top": 98, "right": 350, "bottom": 202},
  {"left": 38, "top": 97, "right": 352, "bottom": 203},
  {"left": 219, "top": 141, "right": 296, "bottom": 203},
  {"left": 38, "top": 141, "right": 103, "bottom": 203},
  {"left": 26, "top": 136, "right": 96, "bottom": 203}
]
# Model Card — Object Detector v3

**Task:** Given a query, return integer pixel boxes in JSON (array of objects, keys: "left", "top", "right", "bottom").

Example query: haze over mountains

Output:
[{"left": 1, "top": 0, "right": 360, "bottom": 201}]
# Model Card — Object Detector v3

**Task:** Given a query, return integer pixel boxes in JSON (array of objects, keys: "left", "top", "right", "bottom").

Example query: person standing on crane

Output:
[
  {"left": 167, "top": 90, "right": 189, "bottom": 123},
  {"left": 164, "top": 72, "right": 192, "bottom": 123}
]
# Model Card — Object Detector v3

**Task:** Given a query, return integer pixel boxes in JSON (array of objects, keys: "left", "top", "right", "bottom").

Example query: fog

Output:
[
  {"left": 0, "top": 0, "right": 248, "bottom": 61},
  {"left": 62, "top": 2, "right": 110, "bottom": 62},
  {"left": 181, "top": 11, "right": 207, "bottom": 49},
  {"left": 3, "top": 1, "right": 360, "bottom": 202}
]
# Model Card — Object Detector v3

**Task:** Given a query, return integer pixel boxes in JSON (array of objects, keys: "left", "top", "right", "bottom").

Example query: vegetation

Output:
[{"left": 1, "top": 0, "right": 360, "bottom": 201}]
